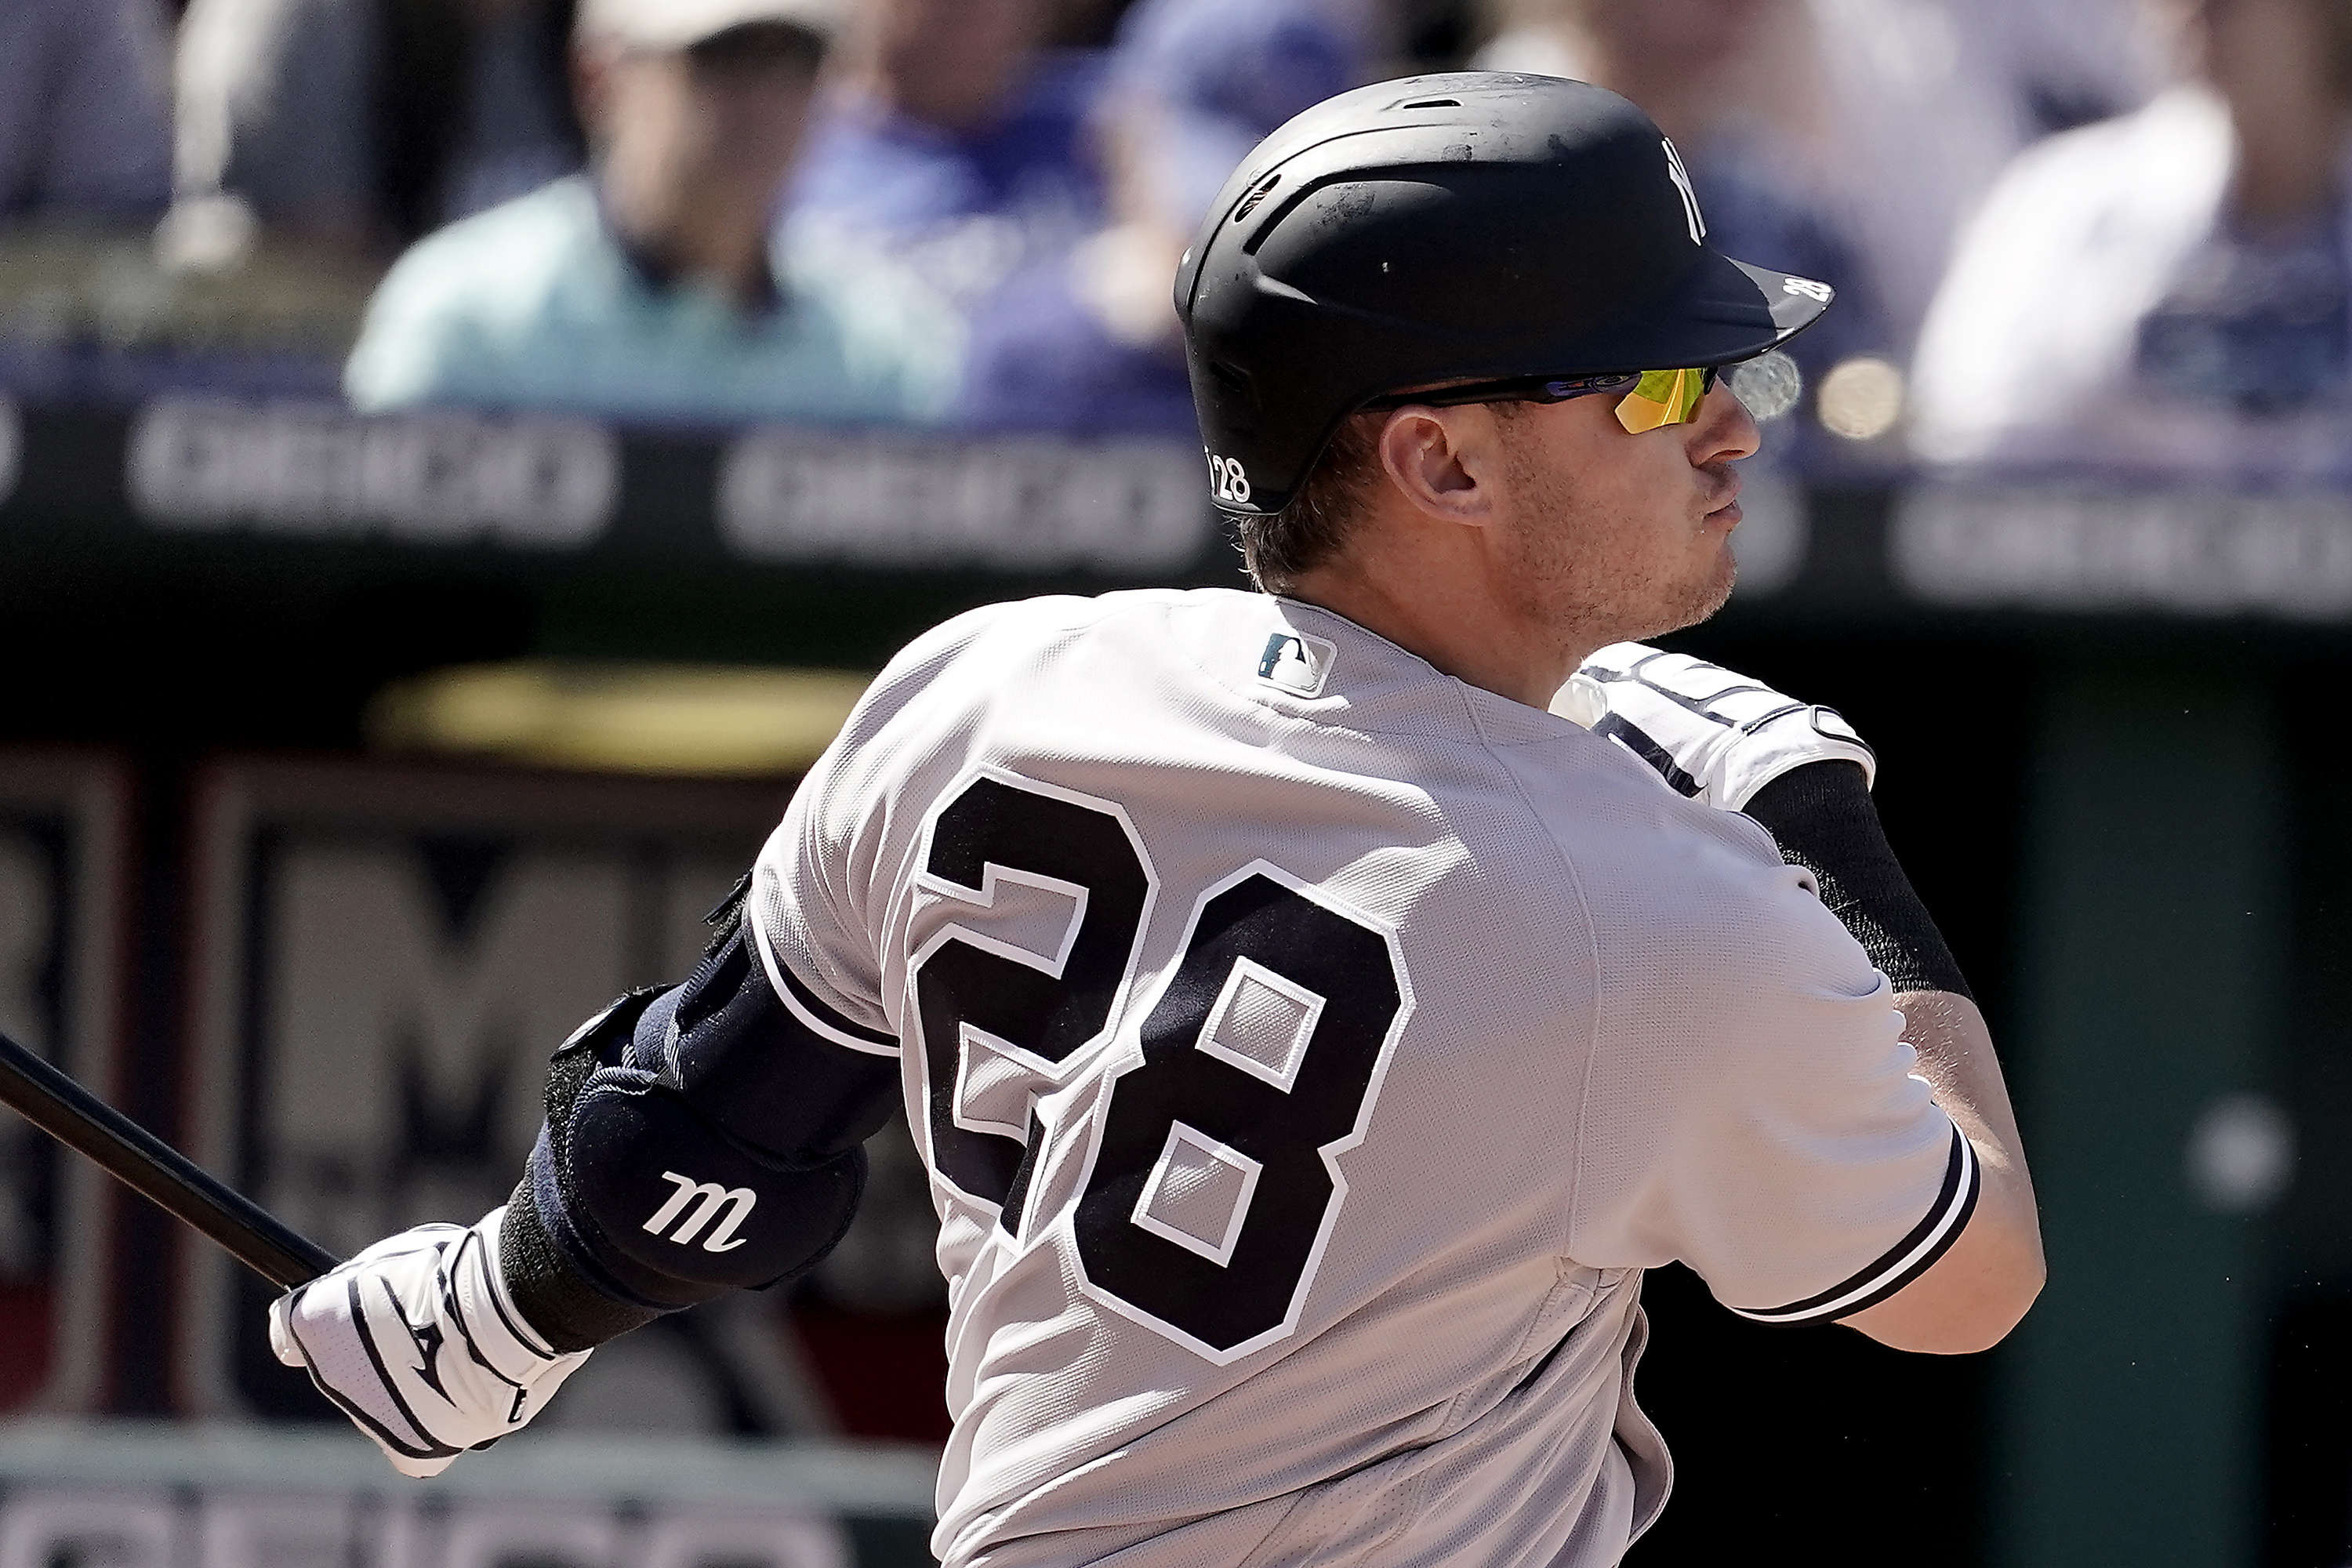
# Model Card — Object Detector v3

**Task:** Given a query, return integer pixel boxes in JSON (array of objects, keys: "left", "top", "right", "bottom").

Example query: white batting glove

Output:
[
  {"left": 1555, "top": 643, "right": 1875, "bottom": 811},
  {"left": 268, "top": 1205, "right": 588, "bottom": 1478}
]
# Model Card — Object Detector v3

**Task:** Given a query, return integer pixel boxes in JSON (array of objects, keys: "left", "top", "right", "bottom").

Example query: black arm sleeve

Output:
[
  {"left": 498, "top": 915, "right": 902, "bottom": 1353},
  {"left": 1743, "top": 761, "right": 1973, "bottom": 1002}
]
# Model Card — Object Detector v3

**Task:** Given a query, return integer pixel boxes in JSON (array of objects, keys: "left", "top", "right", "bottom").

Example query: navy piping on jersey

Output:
[
  {"left": 1592, "top": 714, "right": 1700, "bottom": 797},
  {"left": 768, "top": 947, "right": 900, "bottom": 1057},
  {"left": 1728, "top": 1123, "right": 1980, "bottom": 1326}
]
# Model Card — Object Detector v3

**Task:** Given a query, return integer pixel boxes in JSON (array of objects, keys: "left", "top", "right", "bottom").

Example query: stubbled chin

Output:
[
  {"left": 1686, "top": 538, "right": 1740, "bottom": 624},
  {"left": 1631, "top": 543, "right": 1738, "bottom": 644}
]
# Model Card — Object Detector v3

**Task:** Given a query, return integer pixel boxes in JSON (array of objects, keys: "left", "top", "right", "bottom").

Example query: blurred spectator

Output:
[
  {"left": 343, "top": 0, "right": 953, "bottom": 423},
  {"left": 1479, "top": 0, "right": 2163, "bottom": 356},
  {"left": 1806, "top": 0, "right": 2162, "bottom": 351},
  {"left": 954, "top": 0, "right": 1368, "bottom": 435},
  {"left": 1479, "top": 0, "right": 1895, "bottom": 473},
  {"left": 172, "top": 0, "right": 586, "bottom": 258},
  {"left": 1050, "top": 0, "right": 1145, "bottom": 46},
  {"left": 1909, "top": 0, "right": 2352, "bottom": 481},
  {"left": 1946, "top": 0, "right": 2168, "bottom": 140},
  {"left": 782, "top": 0, "right": 1104, "bottom": 325},
  {"left": 0, "top": 0, "right": 172, "bottom": 222}
]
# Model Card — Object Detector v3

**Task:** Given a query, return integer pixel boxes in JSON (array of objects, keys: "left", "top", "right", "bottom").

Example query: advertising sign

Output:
[
  {"left": 0, "top": 1425, "right": 940, "bottom": 1568},
  {"left": 174, "top": 761, "right": 832, "bottom": 1434},
  {"left": 0, "top": 751, "right": 128, "bottom": 1415}
]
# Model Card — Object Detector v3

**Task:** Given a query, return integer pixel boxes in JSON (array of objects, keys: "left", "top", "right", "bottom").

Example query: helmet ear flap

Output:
[{"left": 1208, "top": 361, "right": 1259, "bottom": 415}]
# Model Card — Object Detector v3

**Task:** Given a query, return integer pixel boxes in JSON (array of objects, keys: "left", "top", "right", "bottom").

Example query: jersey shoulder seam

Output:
[{"left": 1473, "top": 731, "right": 1604, "bottom": 1254}]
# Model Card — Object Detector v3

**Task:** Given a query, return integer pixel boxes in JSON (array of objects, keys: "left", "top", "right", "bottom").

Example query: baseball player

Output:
[{"left": 274, "top": 74, "right": 2043, "bottom": 1566}]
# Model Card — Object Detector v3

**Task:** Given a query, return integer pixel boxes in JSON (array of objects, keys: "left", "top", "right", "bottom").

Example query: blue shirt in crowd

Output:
[
  {"left": 345, "top": 174, "right": 956, "bottom": 426},
  {"left": 2136, "top": 206, "right": 2350, "bottom": 416},
  {"left": 944, "top": 0, "right": 1367, "bottom": 440},
  {"left": 954, "top": 254, "right": 1199, "bottom": 437},
  {"left": 782, "top": 56, "right": 1106, "bottom": 318}
]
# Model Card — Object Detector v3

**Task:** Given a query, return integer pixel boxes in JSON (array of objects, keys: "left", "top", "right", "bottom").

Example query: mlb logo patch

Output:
[{"left": 1257, "top": 632, "right": 1336, "bottom": 698}]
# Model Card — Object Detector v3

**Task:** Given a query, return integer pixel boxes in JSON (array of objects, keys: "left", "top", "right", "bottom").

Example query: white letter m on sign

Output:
[{"left": 643, "top": 1171, "right": 757, "bottom": 1252}]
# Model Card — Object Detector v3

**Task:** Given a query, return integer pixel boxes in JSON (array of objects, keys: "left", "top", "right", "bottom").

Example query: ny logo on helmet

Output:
[
  {"left": 1662, "top": 140, "right": 1705, "bottom": 245},
  {"left": 642, "top": 1171, "right": 757, "bottom": 1252}
]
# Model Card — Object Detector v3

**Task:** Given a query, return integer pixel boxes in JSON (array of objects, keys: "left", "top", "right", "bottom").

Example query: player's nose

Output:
[{"left": 1693, "top": 381, "right": 1761, "bottom": 465}]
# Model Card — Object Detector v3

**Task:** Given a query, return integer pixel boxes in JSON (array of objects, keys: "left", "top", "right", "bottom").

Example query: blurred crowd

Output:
[{"left": 5, "top": 0, "right": 2351, "bottom": 484}]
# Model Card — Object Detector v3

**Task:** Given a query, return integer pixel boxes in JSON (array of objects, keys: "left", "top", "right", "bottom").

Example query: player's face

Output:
[{"left": 1489, "top": 379, "right": 1760, "bottom": 648}]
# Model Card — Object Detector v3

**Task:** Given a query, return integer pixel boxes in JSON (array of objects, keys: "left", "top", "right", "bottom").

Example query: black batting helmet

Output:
[{"left": 1174, "top": 72, "right": 1835, "bottom": 516}]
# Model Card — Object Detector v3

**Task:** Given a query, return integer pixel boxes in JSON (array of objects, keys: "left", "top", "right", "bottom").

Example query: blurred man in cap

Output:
[
  {"left": 344, "top": 0, "right": 953, "bottom": 424},
  {"left": 953, "top": 0, "right": 1368, "bottom": 437},
  {"left": 781, "top": 0, "right": 1101, "bottom": 332},
  {"left": 1911, "top": 0, "right": 2352, "bottom": 484}
]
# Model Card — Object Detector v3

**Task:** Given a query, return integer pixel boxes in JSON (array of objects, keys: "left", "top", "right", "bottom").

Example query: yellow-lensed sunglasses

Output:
[{"left": 1367, "top": 365, "right": 1722, "bottom": 434}]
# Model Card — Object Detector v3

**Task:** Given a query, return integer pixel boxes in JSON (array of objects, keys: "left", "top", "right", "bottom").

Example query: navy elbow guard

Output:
[{"left": 513, "top": 920, "right": 902, "bottom": 1342}]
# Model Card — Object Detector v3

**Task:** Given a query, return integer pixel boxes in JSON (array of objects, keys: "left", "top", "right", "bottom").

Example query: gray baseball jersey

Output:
[{"left": 748, "top": 588, "right": 1976, "bottom": 1568}]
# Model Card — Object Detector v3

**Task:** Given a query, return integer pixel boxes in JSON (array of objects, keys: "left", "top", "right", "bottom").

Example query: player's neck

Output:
[{"left": 1288, "top": 539, "right": 1586, "bottom": 711}]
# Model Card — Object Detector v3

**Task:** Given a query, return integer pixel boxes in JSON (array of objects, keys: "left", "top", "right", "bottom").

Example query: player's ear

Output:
[{"left": 1374, "top": 405, "right": 1501, "bottom": 529}]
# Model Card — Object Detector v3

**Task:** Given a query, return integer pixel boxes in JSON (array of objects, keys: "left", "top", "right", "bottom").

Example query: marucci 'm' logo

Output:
[{"left": 642, "top": 1171, "right": 757, "bottom": 1252}]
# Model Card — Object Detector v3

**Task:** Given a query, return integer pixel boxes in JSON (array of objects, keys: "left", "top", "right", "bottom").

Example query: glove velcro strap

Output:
[{"left": 453, "top": 1206, "right": 583, "bottom": 1386}]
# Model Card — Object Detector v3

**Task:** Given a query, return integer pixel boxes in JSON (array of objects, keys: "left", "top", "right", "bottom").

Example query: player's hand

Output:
[
  {"left": 1555, "top": 644, "right": 1875, "bottom": 811},
  {"left": 268, "top": 1205, "right": 588, "bottom": 1478}
]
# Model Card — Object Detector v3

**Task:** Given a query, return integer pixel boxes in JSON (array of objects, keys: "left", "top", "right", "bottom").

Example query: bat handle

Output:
[{"left": 0, "top": 1029, "right": 339, "bottom": 1290}]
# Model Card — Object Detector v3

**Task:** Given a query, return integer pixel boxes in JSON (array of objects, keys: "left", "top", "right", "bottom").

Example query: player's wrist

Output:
[
  {"left": 497, "top": 1176, "right": 670, "bottom": 1353},
  {"left": 464, "top": 1205, "right": 570, "bottom": 1374},
  {"left": 425, "top": 1209, "right": 590, "bottom": 1417}
]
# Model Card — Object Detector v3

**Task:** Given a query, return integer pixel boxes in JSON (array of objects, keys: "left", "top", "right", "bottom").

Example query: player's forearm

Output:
[
  {"left": 1742, "top": 765, "right": 2042, "bottom": 1350},
  {"left": 503, "top": 925, "right": 898, "bottom": 1352},
  {"left": 274, "top": 922, "right": 904, "bottom": 1474},
  {"left": 1846, "top": 990, "right": 2043, "bottom": 1353},
  {"left": 500, "top": 1168, "right": 670, "bottom": 1352},
  {"left": 1893, "top": 990, "right": 2029, "bottom": 1192}
]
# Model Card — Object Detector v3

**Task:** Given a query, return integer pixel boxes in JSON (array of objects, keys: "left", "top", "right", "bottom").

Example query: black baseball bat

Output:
[{"left": 0, "top": 1027, "right": 339, "bottom": 1290}]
